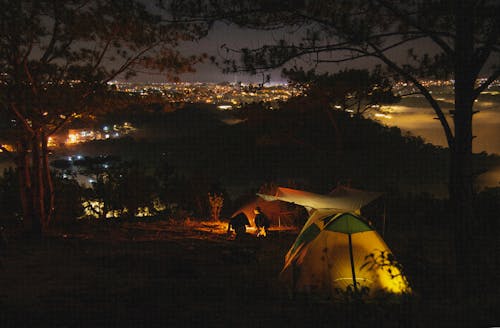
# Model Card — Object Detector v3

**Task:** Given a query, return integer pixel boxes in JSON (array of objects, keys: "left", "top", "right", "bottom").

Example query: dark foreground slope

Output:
[{"left": 0, "top": 224, "right": 498, "bottom": 328}]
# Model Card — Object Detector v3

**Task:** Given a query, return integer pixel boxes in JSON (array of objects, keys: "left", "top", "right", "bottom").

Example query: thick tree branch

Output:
[
  {"left": 23, "top": 58, "right": 39, "bottom": 97},
  {"left": 367, "top": 42, "right": 455, "bottom": 147},
  {"left": 474, "top": 68, "right": 500, "bottom": 98}
]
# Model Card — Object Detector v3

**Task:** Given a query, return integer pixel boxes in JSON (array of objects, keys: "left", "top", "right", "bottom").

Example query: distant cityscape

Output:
[
  {"left": 108, "top": 81, "right": 303, "bottom": 109},
  {"left": 108, "top": 78, "right": 500, "bottom": 107},
  {"left": 1, "top": 78, "right": 499, "bottom": 154}
]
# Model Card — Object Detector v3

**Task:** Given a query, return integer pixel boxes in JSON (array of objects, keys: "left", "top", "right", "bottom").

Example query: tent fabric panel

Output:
[
  {"left": 258, "top": 186, "right": 382, "bottom": 220},
  {"left": 324, "top": 213, "right": 373, "bottom": 234},
  {"left": 282, "top": 228, "right": 411, "bottom": 296},
  {"left": 276, "top": 186, "right": 382, "bottom": 212},
  {"left": 351, "top": 232, "right": 410, "bottom": 294},
  {"left": 298, "top": 208, "right": 339, "bottom": 234},
  {"left": 287, "top": 222, "right": 321, "bottom": 257},
  {"left": 257, "top": 192, "right": 345, "bottom": 212},
  {"left": 329, "top": 185, "right": 384, "bottom": 207},
  {"left": 293, "top": 231, "right": 380, "bottom": 294},
  {"left": 284, "top": 208, "right": 337, "bottom": 264}
]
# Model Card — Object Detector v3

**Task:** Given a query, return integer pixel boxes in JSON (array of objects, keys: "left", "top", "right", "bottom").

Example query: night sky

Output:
[
  {"left": 136, "top": 22, "right": 424, "bottom": 83},
  {"left": 131, "top": 4, "right": 497, "bottom": 83}
]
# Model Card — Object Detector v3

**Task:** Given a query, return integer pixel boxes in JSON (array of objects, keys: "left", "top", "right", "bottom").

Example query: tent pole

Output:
[{"left": 348, "top": 233, "right": 358, "bottom": 294}]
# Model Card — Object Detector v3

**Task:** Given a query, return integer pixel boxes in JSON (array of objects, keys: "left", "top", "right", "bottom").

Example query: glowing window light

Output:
[
  {"left": 47, "top": 137, "right": 57, "bottom": 147},
  {"left": 217, "top": 105, "right": 232, "bottom": 110},
  {"left": 67, "top": 133, "right": 78, "bottom": 144}
]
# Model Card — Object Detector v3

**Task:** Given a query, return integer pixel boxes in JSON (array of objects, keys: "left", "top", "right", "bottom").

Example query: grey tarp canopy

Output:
[
  {"left": 230, "top": 196, "right": 301, "bottom": 227},
  {"left": 257, "top": 186, "right": 383, "bottom": 233},
  {"left": 257, "top": 186, "right": 382, "bottom": 214}
]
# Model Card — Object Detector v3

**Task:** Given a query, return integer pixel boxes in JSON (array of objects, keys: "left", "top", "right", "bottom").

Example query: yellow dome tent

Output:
[
  {"left": 280, "top": 212, "right": 410, "bottom": 298},
  {"left": 258, "top": 187, "right": 410, "bottom": 298}
]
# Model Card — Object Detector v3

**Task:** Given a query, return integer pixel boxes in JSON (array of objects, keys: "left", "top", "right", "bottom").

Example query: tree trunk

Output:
[
  {"left": 15, "top": 131, "right": 52, "bottom": 237},
  {"left": 41, "top": 131, "right": 55, "bottom": 225},
  {"left": 449, "top": 99, "right": 475, "bottom": 296},
  {"left": 31, "top": 131, "right": 46, "bottom": 235},
  {"left": 452, "top": 1, "right": 476, "bottom": 296},
  {"left": 16, "top": 140, "right": 36, "bottom": 235}
]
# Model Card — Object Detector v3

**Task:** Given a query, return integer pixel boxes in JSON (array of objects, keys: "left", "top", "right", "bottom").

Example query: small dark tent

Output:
[{"left": 231, "top": 196, "right": 305, "bottom": 227}]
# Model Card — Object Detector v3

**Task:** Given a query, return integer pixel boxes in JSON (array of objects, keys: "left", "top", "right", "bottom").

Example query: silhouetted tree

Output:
[
  {"left": 284, "top": 67, "right": 400, "bottom": 116},
  {"left": 171, "top": 0, "right": 500, "bottom": 295},
  {"left": 52, "top": 174, "right": 84, "bottom": 225},
  {"left": 118, "top": 162, "right": 158, "bottom": 219},
  {"left": 0, "top": 0, "right": 205, "bottom": 236}
]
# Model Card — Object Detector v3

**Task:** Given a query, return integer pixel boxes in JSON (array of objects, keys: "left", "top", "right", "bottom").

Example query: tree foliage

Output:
[
  {"left": 284, "top": 66, "right": 400, "bottom": 116},
  {"left": 0, "top": 0, "right": 206, "bottom": 235},
  {"left": 79, "top": 158, "right": 158, "bottom": 220}
]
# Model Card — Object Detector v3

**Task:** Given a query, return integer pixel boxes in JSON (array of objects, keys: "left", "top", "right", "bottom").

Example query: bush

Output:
[{"left": 53, "top": 175, "right": 84, "bottom": 226}]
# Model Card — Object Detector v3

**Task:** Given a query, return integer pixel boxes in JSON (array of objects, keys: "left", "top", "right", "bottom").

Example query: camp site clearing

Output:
[{"left": 0, "top": 220, "right": 494, "bottom": 327}]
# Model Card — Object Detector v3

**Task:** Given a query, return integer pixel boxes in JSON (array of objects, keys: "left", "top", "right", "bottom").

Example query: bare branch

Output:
[
  {"left": 101, "top": 43, "right": 162, "bottom": 84},
  {"left": 474, "top": 68, "right": 500, "bottom": 98},
  {"left": 93, "top": 38, "right": 113, "bottom": 72},
  {"left": 398, "top": 91, "right": 423, "bottom": 97},
  {"left": 367, "top": 42, "right": 455, "bottom": 147},
  {"left": 40, "top": 3, "right": 60, "bottom": 63},
  {"left": 375, "top": 0, "right": 455, "bottom": 55},
  {"left": 48, "top": 113, "right": 73, "bottom": 136},
  {"left": 46, "top": 37, "right": 76, "bottom": 63},
  {"left": 9, "top": 103, "right": 35, "bottom": 135},
  {"left": 315, "top": 35, "right": 426, "bottom": 64}
]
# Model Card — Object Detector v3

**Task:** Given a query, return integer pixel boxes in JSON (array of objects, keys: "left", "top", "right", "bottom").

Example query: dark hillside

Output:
[{"left": 69, "top": 102, "right": 497, "bottom": 197}]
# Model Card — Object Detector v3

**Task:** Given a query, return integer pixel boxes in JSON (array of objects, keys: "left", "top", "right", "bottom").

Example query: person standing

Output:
[{"left": 254, "top": 207, "right": 270, "bottom": 237}]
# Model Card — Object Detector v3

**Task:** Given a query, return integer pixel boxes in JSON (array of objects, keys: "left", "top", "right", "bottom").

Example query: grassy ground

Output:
[{"left": 0, "top": 221, "right": 497, "bottom": 327}]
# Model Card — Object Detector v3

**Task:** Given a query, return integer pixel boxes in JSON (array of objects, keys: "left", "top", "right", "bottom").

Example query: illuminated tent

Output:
[
  {"left": 231, "top": 196, "right": 303, "bottom": 227},
  {"left": 280, "top": 212, "right": 411, "bottom": 297}
]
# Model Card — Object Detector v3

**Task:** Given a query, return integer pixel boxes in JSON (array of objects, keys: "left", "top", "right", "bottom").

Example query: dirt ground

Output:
[{"left": 0, "top": 221, "right": 497, "bottom": 327}]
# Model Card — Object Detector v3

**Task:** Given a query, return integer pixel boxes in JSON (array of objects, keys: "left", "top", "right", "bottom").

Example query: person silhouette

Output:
[
  {"left": 227, "top": 212, "right": 250, "bottom": 239},
  {"left": 254, "top": 207, "right": 270, "bottom": 237}
]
